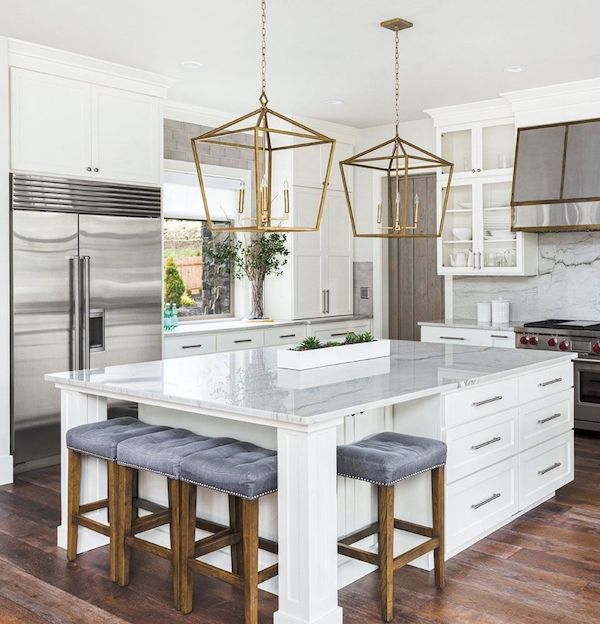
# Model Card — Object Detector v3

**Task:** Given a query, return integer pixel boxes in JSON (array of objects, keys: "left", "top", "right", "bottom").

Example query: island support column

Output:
[{"left": 274, "top": 420, "right": 344, "bottom": 624}]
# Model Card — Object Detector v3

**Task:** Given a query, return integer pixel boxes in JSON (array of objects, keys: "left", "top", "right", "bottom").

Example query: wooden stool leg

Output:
[
  {"left": 180, "top": 481, "right": 197, "bottom": 615},
  {"left": 378, "top": 485, "right": 395, "bottom": 623},
  {"left": 241, "top": 498, "right": 259, "bottom": 624},
  {"left": 117, "top": 465, "right": 134, "bottom": 587},
  {"left": 431, "top": 466, "right": 445, "bottom": 589},
  {"left": 107, "top": 461, "right": 120, "bottom": 582},
  {"left": 67, "top": 449, "right": 81, "bottom": 562},
  {"left": 168, "top": 479, "right": 182, "bottom": 610},
  {"left": 229, "top": 495, "right": 244, "bottom": 575}
]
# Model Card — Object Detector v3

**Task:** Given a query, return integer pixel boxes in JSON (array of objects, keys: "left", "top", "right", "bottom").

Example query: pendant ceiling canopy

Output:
[
  {"left": 340, "top": 18, "right": 454, "bottom": 238},
  {"left": 191, "top": 0, "right": 336, "bottom": 233}
]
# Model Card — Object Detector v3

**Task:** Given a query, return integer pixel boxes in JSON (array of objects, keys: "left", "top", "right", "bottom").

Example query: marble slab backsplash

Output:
[
  {"left": 353, "top": 261, "right": 373, "bottom": 317},
  {"left": 453, "top": 232, "right": 600, "bottom": 321}
]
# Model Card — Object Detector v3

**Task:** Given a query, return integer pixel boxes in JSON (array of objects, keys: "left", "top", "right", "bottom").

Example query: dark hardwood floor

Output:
[{"left": 0, "top": 433, "right": 598, "bottom": 623}]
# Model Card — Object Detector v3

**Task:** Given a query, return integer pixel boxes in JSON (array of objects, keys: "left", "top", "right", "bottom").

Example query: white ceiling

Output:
[{"left": 1, "top": 0, "right": 600, "bottom": 127}]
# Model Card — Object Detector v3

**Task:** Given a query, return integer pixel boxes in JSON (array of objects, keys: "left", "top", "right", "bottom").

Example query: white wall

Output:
[{"left": 0, "top": 37, "right": 13, "bottom": 485}]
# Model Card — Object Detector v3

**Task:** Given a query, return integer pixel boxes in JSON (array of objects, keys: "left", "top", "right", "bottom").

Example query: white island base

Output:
[{"left": 49, "top": 342, "right": 575, "bottom": 624}]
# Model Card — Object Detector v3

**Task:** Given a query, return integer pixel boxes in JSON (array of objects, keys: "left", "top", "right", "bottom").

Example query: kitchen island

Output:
[{"left": 46, "top": 341, "right": 575, "bottom": 624}]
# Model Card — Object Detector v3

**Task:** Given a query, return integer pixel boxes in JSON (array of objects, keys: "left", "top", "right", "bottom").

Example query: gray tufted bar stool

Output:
[
  {"left": 337, "top": 432, "right": 447, "bottom": 622},
  {"left": 116, "top": 428, "right": 237, "bottom": 609},
  {"left": 65, "top": 417, "right": 170, "bottom": 581},
  {"left": 179, "top": 440, "right": 279, "bottom": 624}
]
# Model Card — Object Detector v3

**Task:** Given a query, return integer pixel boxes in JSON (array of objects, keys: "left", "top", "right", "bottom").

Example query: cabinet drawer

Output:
[
  {"left": 313, "top": 323, "right": 370, "bottom": 342},
  {"left": 518, "top": 362, "right": 573, "bottom": 402},
  {"left": 519, "top": 391, "right": 573, "bottom": 451},
  {"left": 445, "top": 409, "right": 517, "bottom": 483},
  {"left": 519, "top": 431, "right": 573, "bottom": 509},
  {"left": 489, "top": 331, "right": 516, "bottom": 349},
  {"left": 163, "top": 334, "right": 216, "bottom": 358},
  {"left": 264, "top": 325, "right": 306, "bottom": 347},
  {"left": 421, "top": 326, "right": 491, "bottom": 347},
  {"left": 217, "top": 330, "right": 264, "bottom": 352},
  {"left": 444, "top": 378, "right": 518, "bottom": 429},
  {"left": 447, "top": 457, "right": 518, "bottom": 552}
]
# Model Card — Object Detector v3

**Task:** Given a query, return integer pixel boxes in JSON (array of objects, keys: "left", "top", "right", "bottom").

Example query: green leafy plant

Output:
[
  {"left": 292, "top": 332, "right": 374, "bottom": 351},
  {"left": 295, "top": 336, "right": 323, "bottom": 351},
  {"left": 180, "top": 292, "right": 196, "bottom": 307},
  {"left": 164, "top": 256, "right": 185, "bottom": 306},
  {"left": 344, "top": 331, "right": 374, "bottom": 344}
]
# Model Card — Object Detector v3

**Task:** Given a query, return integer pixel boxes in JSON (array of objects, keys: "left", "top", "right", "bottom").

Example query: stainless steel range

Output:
[{"left": 515, "top": 319, "right": 600, "bottom": 432}]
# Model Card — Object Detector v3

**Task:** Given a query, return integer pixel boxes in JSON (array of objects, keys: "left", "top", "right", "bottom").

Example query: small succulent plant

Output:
[
  {"left": 292, "top": 331, "right": 374, "bottom": 351},
  {"left": 343, "top": 331, "right": 374, "bottom": 345},
  {"left": 295, "top": 336, "right": 323, "bottom": 351}
]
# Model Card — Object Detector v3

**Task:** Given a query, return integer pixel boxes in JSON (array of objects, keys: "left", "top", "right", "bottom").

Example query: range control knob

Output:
[
  {"left": 529, "top": 336, "right": 539, "bottom": 346},
  {"left": 548, "top": 337, "right": 558, "bottom": 347},
  {"left": 520, "top": 335, "right": 530, "bottom": 345},
  {"left": 559, "top": 340, "right": 570, "bottom": 351},
  {"left": 592, "top": 342, "right": 600, "bottom": 354}
]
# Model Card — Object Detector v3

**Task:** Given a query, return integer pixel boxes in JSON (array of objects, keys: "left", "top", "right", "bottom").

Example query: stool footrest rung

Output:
[
  {"left": 337, "top": 543, "right": 379, "bottom": 566},
  {"left": 394, "top": 519, "right": 434, "bottom": 538},
  {"left": 257, "top": 563, "right": 278, "bottom": 584},
  {"left": 339, "top": 522, "right": 379, "bottom": 546},
  {"left": 133, "top": 497, "right": 166, "bottom": 514},
  {"left": 194, "top": 529, "right": 240, "bottom": 558},
  {"left": 126, "top": 535, "right": 172, "bottom": 560},
  {"left": 393, "top": 538, "right": 439, "bottom": 570},
  {"left": 79, "top": 499, "right": 108, "bottom": 514},
  {"left": 189, "top": 558, "right": 244, "bottom": 588},
  {"left": 132, "top": 510, "right": 171, "bottom": 534},
  {"left": 74, "top": 514, "right": 110, "bottom": 537}
]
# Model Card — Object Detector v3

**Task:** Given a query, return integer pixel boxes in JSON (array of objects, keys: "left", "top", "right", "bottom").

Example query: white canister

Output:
[
  {"left": 477, "top": 302, "right": 492, "bottom": 324},
  {"left": 491, "top": 298, "right": 510, "bottom": 324}
]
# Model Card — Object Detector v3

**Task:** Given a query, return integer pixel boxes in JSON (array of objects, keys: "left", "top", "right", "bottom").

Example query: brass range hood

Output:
[{"left": 512, "top": 117, "right": 600, "bottom": 232}]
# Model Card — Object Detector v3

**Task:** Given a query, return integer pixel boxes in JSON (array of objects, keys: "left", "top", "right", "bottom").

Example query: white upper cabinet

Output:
[
  {"left": 10, "top": 68, "right": 162, "bottom": 186},
  {"left": 292, "top": 140, "right": 354, "bottom": 192},
  {"left": 92, "top": 86, "right": 161, "bottom": 185},
  {"left": 11, "top": 68, "right": 92, "bottom": 178}
]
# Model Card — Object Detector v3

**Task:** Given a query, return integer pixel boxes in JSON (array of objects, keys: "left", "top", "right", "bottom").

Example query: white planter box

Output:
[{"left": 277, "top": 339, "right": 391, "bottom": 370}]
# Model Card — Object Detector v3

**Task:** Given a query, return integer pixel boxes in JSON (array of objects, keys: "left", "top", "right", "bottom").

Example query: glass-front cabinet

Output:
[{"left": 435, "top": 114, "right": 538, "bottom": 276}]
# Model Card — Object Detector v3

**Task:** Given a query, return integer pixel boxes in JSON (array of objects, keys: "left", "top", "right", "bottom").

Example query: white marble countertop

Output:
[
  {"left": 165, "top": 315, "right": 372, "bottom": 336},
  {"left": 46, "top": 341, "right": 573, "bottom": 426},
  {"left": 419, "top": 318, "right": 525, "bottom": 332}
]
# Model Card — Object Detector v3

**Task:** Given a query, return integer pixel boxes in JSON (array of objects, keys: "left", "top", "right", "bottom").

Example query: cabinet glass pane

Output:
[
  {"left": 482, "top": 124, "right": 515, "bottom": 171},
  {"left": 563, "top": 120, "right": 600, "bottom": 199},
  {"left": 441, "top": 185, "right": 473, "bottom": 269},
  {"left": 441, "top": 130, "right": 472, "bottom": 174},
  {"left": 482, "top": 181, "right": 516, "bottom": 268}
]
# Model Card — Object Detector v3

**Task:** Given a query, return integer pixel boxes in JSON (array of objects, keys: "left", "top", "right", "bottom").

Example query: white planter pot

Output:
[{"left": 277, "top": 339, "right": 391, "bottom": 370}]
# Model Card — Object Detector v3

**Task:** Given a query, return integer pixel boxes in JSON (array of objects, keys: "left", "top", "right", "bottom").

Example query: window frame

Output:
[{"left": 162, "top": 160, "right": 252, "bottom": 322}]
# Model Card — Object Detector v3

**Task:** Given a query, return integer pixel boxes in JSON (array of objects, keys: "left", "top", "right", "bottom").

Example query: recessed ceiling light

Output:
[
  {"left": 504, "top": 65, "right": 526, "bottom": 73},
  {"left": 181, "top": 60, "right": 204, "bottom": 69},
  {"left": 325, "top": 98, "right": 344, "bottom": 105}
]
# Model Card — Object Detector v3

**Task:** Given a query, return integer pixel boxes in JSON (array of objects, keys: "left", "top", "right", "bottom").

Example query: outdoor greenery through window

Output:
[{"left": 163, "top": 218, "right": 232, "bottom": 319}]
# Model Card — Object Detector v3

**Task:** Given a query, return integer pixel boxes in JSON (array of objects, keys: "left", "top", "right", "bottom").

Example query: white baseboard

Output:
[{"left": 0, "top": 454, "right": 13, "bottom": 485}]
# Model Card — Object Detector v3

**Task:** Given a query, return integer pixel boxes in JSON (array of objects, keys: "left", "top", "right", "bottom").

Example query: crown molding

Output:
[
  {"left": 8, "top": 38, "right": 177, "bottom": 98},
  {"left": 424, "top": 98, "right": 512, "bottom": 127}
]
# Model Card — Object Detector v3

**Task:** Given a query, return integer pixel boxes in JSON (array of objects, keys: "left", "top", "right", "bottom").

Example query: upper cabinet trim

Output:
[{"left": 8, "top": 38, "right": 176, "bottom": 99}]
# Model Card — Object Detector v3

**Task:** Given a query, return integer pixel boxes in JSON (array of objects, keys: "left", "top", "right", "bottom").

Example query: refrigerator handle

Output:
[
  {"left": 69, "top": 257, "right": 81, "bottom": 371},
  {"left": 81, "top": 256, "right": 91, "bottom": 370}
]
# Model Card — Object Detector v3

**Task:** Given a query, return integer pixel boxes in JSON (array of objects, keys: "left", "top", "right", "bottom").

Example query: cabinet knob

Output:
[
  {"left": 477, "top": 168, "right": 481, "bottom": 172},
  {"left": 86, "top": 167, "right": 92, "bottom": 172},
  {"left": 93, "top": 168, "right": 99, "bottom": 173},
  {"left": 471, "top": 169, "right": 476, "bottom": 173}
]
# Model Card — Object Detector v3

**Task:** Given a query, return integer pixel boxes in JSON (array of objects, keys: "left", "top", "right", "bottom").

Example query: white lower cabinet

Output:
[
  {"left": 421, "top": 325, "right": 516, "bottom": 348},
  {"left": 446, "top": 456, "right": 518, "bottom": 553},
  {"left": 163, "top": 334, "right": 216, "bottom": 358},
  {"left": 263, "top": 325, "right": 307, "bottom": 347},
  {"left": 216, "top": 330, "right": 264, "bottom": 352},
  {"left": 519, "top": 431, "right": 573, "bottom": 509}
]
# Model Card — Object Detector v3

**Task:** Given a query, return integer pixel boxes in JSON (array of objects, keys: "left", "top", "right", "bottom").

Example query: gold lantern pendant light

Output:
[
  {"left": 191, "top": 0, "right": 336, "bottom": 233},
  {"left": 340, "top": 18, "right": 454, "bottom": 238}
]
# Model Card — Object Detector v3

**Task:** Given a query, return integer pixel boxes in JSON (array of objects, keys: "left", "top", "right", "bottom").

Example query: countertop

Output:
[
  {"left": 166, "top": 315, "right": 372, "bottom": 336},
  {"left": 419, "top": 318, "right": 525, "bottom": 332},
  {"left": 46, "top": 341, "right": 573, "bottom": 426}
]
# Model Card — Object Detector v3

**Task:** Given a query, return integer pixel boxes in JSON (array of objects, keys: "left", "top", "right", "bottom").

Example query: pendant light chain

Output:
[
  {"left": 394, "top": 29, "right": 400, "bottom": 136},
  {"left": 260, "top": 0, "right": 267, "bottom": 98}
]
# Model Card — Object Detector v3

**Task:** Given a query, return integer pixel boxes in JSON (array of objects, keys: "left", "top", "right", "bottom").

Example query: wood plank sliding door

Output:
[{"left": 387, "top": 174, "right": 443, "bottom": 340}]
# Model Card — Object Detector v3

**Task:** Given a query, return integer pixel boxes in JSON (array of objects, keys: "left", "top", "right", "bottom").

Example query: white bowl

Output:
[{"left": 452, "top": 227, "right": 472, "bottom": 241}]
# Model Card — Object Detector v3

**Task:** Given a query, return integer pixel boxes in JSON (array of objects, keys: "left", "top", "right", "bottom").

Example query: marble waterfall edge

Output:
[{"left": 277, "top": 340, "right": 391, "bottom": 370}]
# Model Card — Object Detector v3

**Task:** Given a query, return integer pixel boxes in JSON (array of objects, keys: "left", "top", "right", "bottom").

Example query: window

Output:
[{"left": 163, "top": 166, "right": 245, "bottom": 320}]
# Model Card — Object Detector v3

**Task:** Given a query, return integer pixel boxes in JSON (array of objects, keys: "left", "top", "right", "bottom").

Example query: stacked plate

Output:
[{"left": 484, "top": 211, "right": 515, "bottom": 239}]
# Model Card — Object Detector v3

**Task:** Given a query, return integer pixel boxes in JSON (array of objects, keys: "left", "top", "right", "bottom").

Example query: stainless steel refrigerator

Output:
[{"left": 11, "top": 175, "right": 163, "bottom": 471}]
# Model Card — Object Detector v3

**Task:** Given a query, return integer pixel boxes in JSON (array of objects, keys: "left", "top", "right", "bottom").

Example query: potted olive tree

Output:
[{"left": 207, "top": 233, "right": 289, "bottom": 320}]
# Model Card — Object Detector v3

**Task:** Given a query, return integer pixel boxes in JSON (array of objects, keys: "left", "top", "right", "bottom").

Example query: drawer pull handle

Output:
[
  {"left": 182, "top": 344, "right": 203, "bottom": 349},
  {"left": 234, "top": 339, "right": 252, "bottom": 344},
  {"left": 330, "top": 332, "right": 348, "bottom": 337},
  {"left": 440, "top": 336, "right": 465, "bottom": 340},
  {"left": 538, "top": 462, "right": 562, "bottom": 476},
  {"left": 472, "top": 395, "right": 503, "bottom": 407},
  {"left": 538, "top": 413, "right": 561, "bottom": 425},
  {"left": 471, "top": 492, "right": 501, "bottom": 510},
  {"left": 490, "top": 334, "right": 509, "bottom": 339},
  {"left": 471, "top": 436, "right": 502, "bottom": 451},
  {"left": 279, "top": 334, "right": 297, "bottom": 339},
  {"left": 538, "top": 377, "right": 562, "bottom": 387}
]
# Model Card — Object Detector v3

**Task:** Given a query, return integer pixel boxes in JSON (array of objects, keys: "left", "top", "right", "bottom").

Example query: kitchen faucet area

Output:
[{"left": 0, "top": 2, "right": 599, "bottom": 624}]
